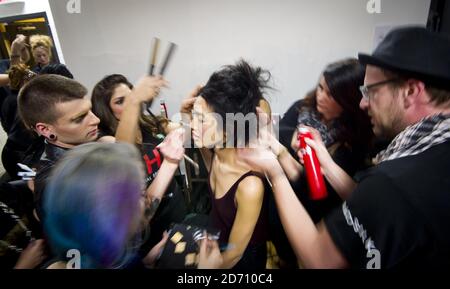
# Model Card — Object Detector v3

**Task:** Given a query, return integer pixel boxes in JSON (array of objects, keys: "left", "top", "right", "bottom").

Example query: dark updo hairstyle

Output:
[
  {"left": 91, "top": 74, "right": 167, "bottom": 138},
  {"left": 200, "top": 59, "right": 271, "bottom": 146}
]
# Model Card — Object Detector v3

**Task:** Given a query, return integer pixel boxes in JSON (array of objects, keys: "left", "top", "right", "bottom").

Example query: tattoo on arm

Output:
[{"left": 144, "top": 197, "right": 161, "bottom": 221}]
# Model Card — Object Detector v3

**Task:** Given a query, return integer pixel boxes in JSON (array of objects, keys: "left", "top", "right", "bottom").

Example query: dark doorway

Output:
[{"left": 427, "top": 0, "right": 450, "bottom": 35}]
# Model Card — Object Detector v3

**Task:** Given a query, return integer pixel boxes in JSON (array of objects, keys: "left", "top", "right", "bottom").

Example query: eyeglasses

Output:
[{"left": 359, "top": 78, "right": 400, "bottom": 100}]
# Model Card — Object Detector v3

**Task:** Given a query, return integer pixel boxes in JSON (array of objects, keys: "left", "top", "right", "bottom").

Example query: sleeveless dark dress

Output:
[{"left": 209, "top": 169, "right": 269, "bottom": 270}]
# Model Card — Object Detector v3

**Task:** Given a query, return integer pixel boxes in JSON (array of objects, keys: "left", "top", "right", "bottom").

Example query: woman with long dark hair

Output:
[
  {"left": 267, "top": 58, "right": 373, "bottom": 267},
  {"left": 92, "top": 74, "right": 187, "bottom": 256},
  {"left": 91, "top": 74, "right": 168, "bottom": 142}
]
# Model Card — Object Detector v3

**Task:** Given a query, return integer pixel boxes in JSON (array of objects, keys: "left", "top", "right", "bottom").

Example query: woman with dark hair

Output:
[
  {"left": 276, "top": 58, "right": 372, "bottom": 208},
  {"left": 182, "top": 59, "right": 271, "bottom": 269},
  {"left": 92, "top": 74, "right": 188, "bottom": 255},
  {"left": 91, "top": 74, "right": 168, "bottom": 142},
  {"left": 91, "top": 74, "right": 132, "bottom": 141},
  {"left": 266, "top": 58, "right": 373, "bottom": 267},
  {"left": 279, "top": 58, "right": 372, "bottom": 166}
]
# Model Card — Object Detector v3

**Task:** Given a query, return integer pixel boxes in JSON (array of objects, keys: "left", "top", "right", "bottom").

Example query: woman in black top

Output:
[
  {"left": 267, "top": 58, "right": 374, "bottom": 267},
  {"left": 92, "top": 74, "right": 187, "bottom": 252},
  {"left": 275, "top": 58, "right": 373, "bottom": 213}
]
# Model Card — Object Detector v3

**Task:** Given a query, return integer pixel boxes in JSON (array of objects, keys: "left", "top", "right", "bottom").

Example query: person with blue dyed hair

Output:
[
  {"left": 43, "top": 142, "right": 145, "bottom": 268},
  {"left": 43, "top": 142, "right": 223, "bottom": 269}
]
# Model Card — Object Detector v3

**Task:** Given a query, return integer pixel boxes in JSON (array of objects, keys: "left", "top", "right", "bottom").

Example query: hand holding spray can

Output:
[{"left": 298, "top": 127, "right": 328, "bottom": 200}]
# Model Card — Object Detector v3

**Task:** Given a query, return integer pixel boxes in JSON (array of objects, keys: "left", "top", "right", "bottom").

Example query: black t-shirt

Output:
[
  {"left": 93, "top": 127, "right": 188, "bottom": 256},
  {"left": 34, "top": 143, "right": 68, "bottom": 224},
  {"left": 325, "top": 141, "right": 450, "bottom": 269},
  {"left": 138, "top": 128, "right": 187, "bottom": 253}
]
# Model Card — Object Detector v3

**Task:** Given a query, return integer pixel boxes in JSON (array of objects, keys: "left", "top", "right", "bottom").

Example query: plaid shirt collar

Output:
[{"left": 375, "top": 113, "right": 450, "bottom": 163}]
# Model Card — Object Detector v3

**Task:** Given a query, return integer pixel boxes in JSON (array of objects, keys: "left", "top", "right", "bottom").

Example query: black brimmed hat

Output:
[{"left": 358, "top": 26, "right": 450, "bottom": 88}]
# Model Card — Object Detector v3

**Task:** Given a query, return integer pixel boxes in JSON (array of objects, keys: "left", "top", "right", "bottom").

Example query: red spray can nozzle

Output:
[{"left": 298, "top": 127, "right": 328, "bottom": 200}]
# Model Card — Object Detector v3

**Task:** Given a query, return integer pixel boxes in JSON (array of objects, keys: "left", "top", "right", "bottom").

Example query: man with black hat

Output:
[{"left": 239, "top": 26, "right": 450, "bottom": 268}]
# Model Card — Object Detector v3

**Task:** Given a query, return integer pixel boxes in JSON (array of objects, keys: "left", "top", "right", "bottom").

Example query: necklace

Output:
[{"left": 0, "top": 201, "right": 35, "bottom": 253}]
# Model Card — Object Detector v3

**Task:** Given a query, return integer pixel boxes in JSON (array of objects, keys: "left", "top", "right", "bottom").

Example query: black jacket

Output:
[{"left": 34, "top": 142, "right": 68, "bottom": 221}]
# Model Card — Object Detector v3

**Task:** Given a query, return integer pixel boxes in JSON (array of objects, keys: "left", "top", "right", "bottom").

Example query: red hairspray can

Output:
[{"left": 298, "top": 127, "right": 328, "bottom": 200}]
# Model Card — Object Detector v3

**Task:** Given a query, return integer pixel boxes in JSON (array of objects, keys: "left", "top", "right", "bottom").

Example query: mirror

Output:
[{"left": 0, "top": 12, "right": 60, "bottom": 73}]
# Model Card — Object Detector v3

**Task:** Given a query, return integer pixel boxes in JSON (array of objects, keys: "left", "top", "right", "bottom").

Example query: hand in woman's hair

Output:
[
  {"left": 255, "top": 106, "right": 272, "bottom": 138},
  {"left": 235, "top": 106, "right": 278, "bottom": 172},
  {"left": 180, "top": 85, "right": 202, "bottom": 113},
  {"left": 255, "top": 107, "right": 287, "bottom": 158},
  {"left": 157, "top": 127, "right": 185, "bottom": 164},
  {"left": 256, "top": 107, "right": 271, "bottom": 126}
]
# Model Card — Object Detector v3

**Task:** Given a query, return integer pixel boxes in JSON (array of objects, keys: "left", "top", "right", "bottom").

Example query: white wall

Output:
[{"left": 48, "top": 0, "right": 431, "bottom": 116}]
